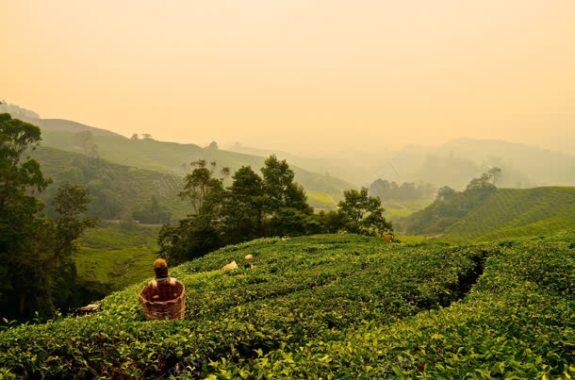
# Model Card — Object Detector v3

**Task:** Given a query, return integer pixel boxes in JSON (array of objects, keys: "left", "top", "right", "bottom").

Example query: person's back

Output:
[
  {"left": 139, "top": 259, "right": 185, "bottom": 320},
  {"left": 142, "top": 277, "right": 179, "bottom": 302}
]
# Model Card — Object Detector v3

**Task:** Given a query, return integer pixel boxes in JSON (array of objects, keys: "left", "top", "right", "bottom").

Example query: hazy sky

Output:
[{"left": 1, "top": 1, "right": 574, "bottom": 154}]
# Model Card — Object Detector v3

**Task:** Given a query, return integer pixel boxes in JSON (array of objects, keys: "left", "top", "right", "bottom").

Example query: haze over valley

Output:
[{"left": 1, "top": 2, "right": 574, "bottom": 378}]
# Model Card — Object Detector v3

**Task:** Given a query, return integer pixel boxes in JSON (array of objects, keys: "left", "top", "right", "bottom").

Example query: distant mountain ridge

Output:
[
  {"left": 0, "top": 102, "right": 353, "bottom": 209},
  {"left": 31, "top": 120, "right": 351, "bottom": 209},
  {"left": 3, "top": 101, "right": 574, "bottom": 192},
  {"left": 26, "top": 118, "right": 125, "bottom": 138},
  {"left": 371, "top": 138, "right": 575, "bottom": 190}
]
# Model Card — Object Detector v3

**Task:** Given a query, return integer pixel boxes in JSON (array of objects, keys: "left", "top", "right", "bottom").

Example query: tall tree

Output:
[
  {"left": 261, "top": 155, "right": 311, "bottom": 214},
  {"left": 0, "top": 113, "right": 52, "bottom": 318},
  {"left": 338, "top": 187, "right": 392, "bottom": 237},
  {"left": 159, "top": 162, "right": 227, "bottom": 264},
  {"left": 179, "top": 160, "right": 227, "bottom": 215},
  {"left": 261, "top": 155, "right": 312, "bottom": 236},
  {"left": 51, "top": 184, "right": 97, "bottom": 308},
  {"left": 222, "top": 166, "right": 265, "bottom": 242},
  {"left": 0, "top": 114, "right": 96, "bottom": 319}
]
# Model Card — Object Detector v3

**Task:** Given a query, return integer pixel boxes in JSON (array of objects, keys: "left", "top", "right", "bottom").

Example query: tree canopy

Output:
[
  {"left": 0, "top": 114, "right": 95, "bottom": 319},
  {"left": 338, "top": 187, "right": 392, "bottom": 237},
  {"left": 160, "top": 156, "right": 393, "bottom": 264},
  {"left": 402, "top": 168, "right": 502, "bottom": 235}
]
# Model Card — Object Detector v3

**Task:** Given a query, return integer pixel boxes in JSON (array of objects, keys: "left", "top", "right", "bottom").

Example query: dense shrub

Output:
[{"left": 0, "top": 234, "right": 573, "bottom": 378}]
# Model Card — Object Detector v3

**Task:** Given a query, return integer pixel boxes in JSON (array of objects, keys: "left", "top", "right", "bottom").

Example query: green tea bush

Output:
[{"left": 0, "top": 234, "right": 573, "bottom": 378}]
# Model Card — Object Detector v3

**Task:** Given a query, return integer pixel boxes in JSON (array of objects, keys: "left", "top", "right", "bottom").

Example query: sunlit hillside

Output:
[
  {"left": 1, "top": 234, "right": 573, "bottom": 378},
  {"left": 447, "top": 187, "right": 575, "bottom": 241},
  {"left": 401, "top": 186, "right": 575, "bottom": 241},
  {"left": 27, "top": 116, "right": 353, "bottom": 203}
]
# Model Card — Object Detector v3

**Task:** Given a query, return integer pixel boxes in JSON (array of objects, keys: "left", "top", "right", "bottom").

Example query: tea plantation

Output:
[
  {"left": 447, "top": 187, "right": 575, "bottom": 241},
  {"left": 0, "top": 234, "right": 573, "bottom": 379},
  {"left": 74, "top": 224, "right": 160, "bottom": 293}
]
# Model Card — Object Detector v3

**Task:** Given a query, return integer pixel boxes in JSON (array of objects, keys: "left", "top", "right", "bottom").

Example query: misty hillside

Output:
[
  {"left": 436, "top": 138, "right": 575, "bottom": 186},
  {"left": 32, "top": 146, "right": 186, "bottom": 220},
  {"left": 401, "top": 186, "right": 575, "bottom": 241},
  {"left": 231, "top": 138, "right": 575, "bottom": 191},
  {"left": 19, "top": 115, "right": 353, "bottom": 207},
  {"left": 447, "top": 187, "right": 575, "bottom": 241},
  {"left": 27, "top": 118, "right": 124, "bottom": 138},
  {"left": 373, "top": 139, "right": 575, "bottom": 190},
  {"left": 5, "top": 103, "right": 573, "bottom": 193},
  {"left": 228, "top": 144, "right": 395, "bottom": 186}
]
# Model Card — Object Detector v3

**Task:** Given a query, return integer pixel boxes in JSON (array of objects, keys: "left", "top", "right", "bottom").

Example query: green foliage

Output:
[
  {"left": 221, "top": 166, "right": 265, "bottom": 241},
  {"left": 447, "top": 187, "right": 575, "bottom": 241},
  {"left": 369, "top": 179, "right": 436, "bottom": 201},
  {"left": 0, "top": 113, "right": 54, "bottom": 318},
  {"left": 74, "top": 224, "right": 160, "bottom": 293},
  {"left": 159, "top": 218, "right": 222, "bottom": 265},
  {"left": 338, "top": 187, "right": 392, "bottom": 236},
  {"left": 160, "top": 157, "right": 318, "bottom": 264},
  {"left": 178, "top": 160, "right": 227, "bottom": 215},
  {"left": 161, "top": 158, "right": 394, "bottom": 264},
  {"left": 159, "top": 161, "right": 227, "bottom": 263},
  {"left": 0, "top": 234, "right": 573, "bottom": 378},
  {"left": 0, "top": 114, "right": 97, "bottom": 319},
  {"left": 35, "top": 118, "right": 353, "bottom": 202},
  {"left": 132, "top": 195, "right": 171, "bottom": 224},
  {"left": 53, "top": 184, "right": 97, "bottom": 257},
  {"left": 50, "top": 184, "right": 97, "bottom": 309},
  {"left": 402, "top": 170, "right": 501, "bottom": 235},
  {"left": 262, "top": 155, "right": 311, "bottom": 214}
]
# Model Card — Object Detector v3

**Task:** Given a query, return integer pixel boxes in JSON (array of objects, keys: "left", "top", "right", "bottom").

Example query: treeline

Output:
[
  {"left": 401, "top": 168, "right": 501, "bottom": 235},
  {"left": 0, "top": 114, "right": 95, "bottom": 320},
  {"left": 0, "top": 113, "right": 392, "bottom": 318},
  {"left": 160, "top": 157, "right": 392, "bottom": 264},
  {"left": 369, "top": 179, "right": 435, "bottom": 201}
]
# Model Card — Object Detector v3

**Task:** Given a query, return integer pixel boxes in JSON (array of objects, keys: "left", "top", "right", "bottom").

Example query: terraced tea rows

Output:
[
  {"left": 447, "top": 187, "right": 575, "bottom": 241},
  {"left": 0, "top": 234, "right": 573, "bottom": 378}
]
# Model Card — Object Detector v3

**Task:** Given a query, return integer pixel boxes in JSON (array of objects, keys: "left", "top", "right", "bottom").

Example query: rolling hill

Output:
[
  {"left": 0, "top": 234, "right": 573, "bottom": 378},
  {"left": 373, "top": 138, "right": 575, "bottom": 190},
  {"left": 31, "top": 146, "right": 187, "bottom": 220},
  {"left": 447, "top": 187, "right": 575, "bottom": 241},
  {"left": 402, "top": 186, "right": 575, "bottom": 241},
  {"left": 73, "top": 223, "right": 160, "bottom": 300},
  {"left": 24, "top": 116, "right": 353, "bottom": 205}
]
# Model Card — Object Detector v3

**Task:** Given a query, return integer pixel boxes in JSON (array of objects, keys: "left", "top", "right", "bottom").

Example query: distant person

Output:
[
  {"left": 139, "top": 259, "right": 185, "bottom": 320},
  {"left": 244, "top": 254, "right": 255, "bottom": 269}
]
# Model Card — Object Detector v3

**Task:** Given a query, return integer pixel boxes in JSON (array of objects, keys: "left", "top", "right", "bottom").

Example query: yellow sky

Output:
[{"left": 1, "top": 0, "right": 574, "bottom": 154}]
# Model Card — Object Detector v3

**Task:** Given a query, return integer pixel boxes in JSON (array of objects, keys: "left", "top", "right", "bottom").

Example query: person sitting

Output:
[{"left": 139, "top": 259, "right": 185, "bottom": 320}]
